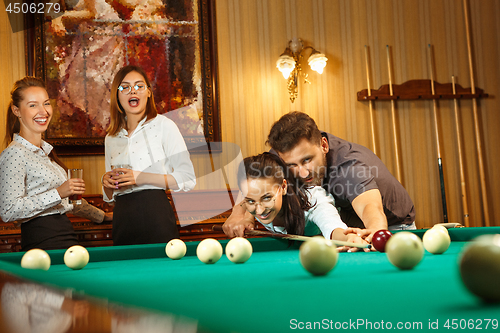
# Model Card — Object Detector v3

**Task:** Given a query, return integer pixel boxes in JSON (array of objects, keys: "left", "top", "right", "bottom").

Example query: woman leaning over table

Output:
[
  {"left": 102, "top": 65, "right": 196, "bottom": 246},
  {"left": 0, "top": 76, "right": 112, "bottom": 251}
]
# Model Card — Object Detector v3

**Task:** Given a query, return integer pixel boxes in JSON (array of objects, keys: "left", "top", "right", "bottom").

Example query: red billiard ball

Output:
[{"left": 372, "top": 230, "right": 393, "bottom": 252}]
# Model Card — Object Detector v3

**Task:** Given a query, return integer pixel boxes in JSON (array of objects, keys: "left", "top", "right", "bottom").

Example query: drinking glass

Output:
[{"left": 68, "top": 168, "right": 83, "bottom": 205}]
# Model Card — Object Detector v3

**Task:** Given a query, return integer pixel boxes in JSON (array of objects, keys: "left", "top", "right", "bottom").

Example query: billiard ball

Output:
[
  {"left": 372, "top": 230, "right": 393, "bottom": 252},
  {"left": 225, "top": 237, "right": 253, "bottom": 263},
  {"left": 459, "top": 234, "right": 500, "bottom": 302},
  {"left": 196, "top": 238, "right": 223, "bottom": 264},
  {"left": 423, "top": 228, "right": 451, "bottom": 254},
  {"left": 299, "top": 237, "right": 338, "bottom": 276},
  {"left": 385, "top": 232, "right": 424, "bottom": 270},
  {"left": 21, "top": 249, "right": 51, "bottom": 271},
  {"left": 165, "top": 239, "right": 187, "bottom": 260},
  {"left": 64, "top": 245, "right": 89, "bottom": 270}
]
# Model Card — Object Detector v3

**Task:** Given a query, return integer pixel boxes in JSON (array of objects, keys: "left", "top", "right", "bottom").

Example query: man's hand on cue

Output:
[{"left": 337, "top": 230, "right": 372, "bottom": 252}]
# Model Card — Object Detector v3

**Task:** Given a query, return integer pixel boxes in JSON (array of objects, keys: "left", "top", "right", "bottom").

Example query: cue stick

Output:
[
  {"left": 386, "top": 45, "right": 403, "bottom": 184},
  {"left": 427, "top": 44, "right": 448, "bottom": 223},
  {"left": 452, "top": 76, "right": 470, "bottom": 227},
  {"left": 462, "top": 0, "right": 490, "bottom": 226},
  {"left": 211, "top": 225, "right": 371, "bottom": 249},
  {"left": 364, "top": 45, "right": 378, "bottom": 155},
  {"left": 435, "top": 222, "right": 463, "bottom": 229}
]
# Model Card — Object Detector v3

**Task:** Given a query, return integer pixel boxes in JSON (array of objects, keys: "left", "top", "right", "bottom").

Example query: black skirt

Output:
[
  {"left": 21, "top": 214, "right": 78, "bottom": 251},
  {"left": 113, "top": 189, "right": 179, "bottom": 246}
]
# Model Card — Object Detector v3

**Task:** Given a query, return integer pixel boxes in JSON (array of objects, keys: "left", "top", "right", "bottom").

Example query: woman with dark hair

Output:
[
  {"left": 102, "top": 65, "right": 196, "bottom": 246},
  {"left": 238, "top": 153, "right": 364, "bottom": 246},
  {"left": 0, "top": 76, "right": 110, "bottom": 251}
]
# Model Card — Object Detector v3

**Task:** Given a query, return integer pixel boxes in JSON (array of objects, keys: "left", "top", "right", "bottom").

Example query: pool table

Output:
[{"left": 0, "top": 227, "right": 499, "bottom": 333}]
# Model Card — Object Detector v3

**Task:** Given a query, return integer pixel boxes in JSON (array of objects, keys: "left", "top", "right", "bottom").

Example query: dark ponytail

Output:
[{"left": 237, "top": 153, "right": 312, "bottom": 235}]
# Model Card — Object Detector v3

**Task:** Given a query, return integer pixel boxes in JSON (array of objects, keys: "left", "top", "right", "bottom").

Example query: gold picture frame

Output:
[{"left": 25, "top": 0, "right": 220, "bottom": 155}]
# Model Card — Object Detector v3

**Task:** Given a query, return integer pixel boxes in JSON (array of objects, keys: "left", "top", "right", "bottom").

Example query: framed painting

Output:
[{"left": 25, "top": 0, "right": 220, "bottom": 155}]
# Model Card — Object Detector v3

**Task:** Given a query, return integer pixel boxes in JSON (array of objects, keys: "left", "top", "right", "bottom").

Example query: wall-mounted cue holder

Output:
[{"left": 357, "top": 79, "right": 488, "bottom": 101}]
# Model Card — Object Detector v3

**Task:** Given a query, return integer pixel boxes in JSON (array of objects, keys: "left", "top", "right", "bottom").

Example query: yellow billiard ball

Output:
[
  {"left": 21, "top": 249, "right": 51, "bottom": 271},
  {"left": 64, "top": 245, "right": 89, "bottom": 270}
]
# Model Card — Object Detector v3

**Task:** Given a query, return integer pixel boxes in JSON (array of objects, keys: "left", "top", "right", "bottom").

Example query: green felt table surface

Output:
[{"left": 1, "top": 227, "right": 499, "bottom": 333}]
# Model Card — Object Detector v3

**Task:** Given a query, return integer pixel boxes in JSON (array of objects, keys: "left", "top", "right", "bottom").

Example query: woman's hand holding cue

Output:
[
  {"left": 343, "top": 227, "right": 378, "bottom": 251},
  {"left": 332, "top": 228, "right": 372, "bottom": 252},
  {"left": 341, "top": 232, "right": 371, "bottom": 252}
]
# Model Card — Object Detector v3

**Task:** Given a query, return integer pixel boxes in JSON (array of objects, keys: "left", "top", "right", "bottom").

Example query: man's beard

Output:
[{"left": 298, "top": 156, "right": 327, "bottom": 187}]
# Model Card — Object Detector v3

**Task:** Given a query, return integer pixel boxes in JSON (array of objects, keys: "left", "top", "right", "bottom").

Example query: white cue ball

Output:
[
  {"left": 299, "top": 237, "right": 338, "bottom": 276},
  {"left": 423, "top": 228, "right": 451, "bottom": 254},
  {"left": 21, "top": 249, "right": 51, "bottom": 271},
  {"left": 385, "top": 232, "right": 424, "bottom": 270},
  {"left": 64, "top": 245, "right": 89, "bottom": 270},
  {"left": 225, "top": 237, "right": 253, "bottom": 263},
  {"left": 197, "top": 238, "right": 223, "bottom": 264},
  {"left": 165, "top": 239, "right": 187, "bottom": 260}
]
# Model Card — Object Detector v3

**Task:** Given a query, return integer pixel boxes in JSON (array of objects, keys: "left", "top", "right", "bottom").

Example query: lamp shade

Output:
[
  {"left": 276, "top": 55, "right": 296, "bottom": 79},
  {"left": 308, "top": 52, "right": 328, "bottom": 74}
]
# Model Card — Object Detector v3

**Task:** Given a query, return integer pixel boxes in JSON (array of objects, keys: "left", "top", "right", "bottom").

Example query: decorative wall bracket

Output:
[{"left": 357, "top": 79, "right": 488, "bottom": 101}]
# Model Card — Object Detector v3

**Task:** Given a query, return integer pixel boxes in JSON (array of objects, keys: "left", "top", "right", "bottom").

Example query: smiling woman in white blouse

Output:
[
  {"left": 102, "top": 66, "right": 196, "bottom": 246},
  {"left": 0, "top": 77, "right": 111, "bottom": 251}
]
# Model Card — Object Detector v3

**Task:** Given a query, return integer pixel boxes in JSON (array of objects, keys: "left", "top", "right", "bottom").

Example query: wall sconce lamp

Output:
[{"left": 276, "top": 38, "right": 328, "bottom": 102}]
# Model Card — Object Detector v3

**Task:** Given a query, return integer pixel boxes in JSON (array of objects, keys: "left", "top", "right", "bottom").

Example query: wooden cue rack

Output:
[
  {"left": 357, "top": 78, "right": 489, "bottom": 227},
  {"left": 357, "top": 79, "right": 488, "bottom": 101}
]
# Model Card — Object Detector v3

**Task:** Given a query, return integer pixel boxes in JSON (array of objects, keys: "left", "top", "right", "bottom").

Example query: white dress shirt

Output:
[
  {"left": 0, "top": 134, "right": 71, "bottom": 223},
  {"left": 104, "top": 115, "right": 196, "bottom": 202},
  {"left": 257, "top": 186, "right": 347, "bottom": 238}
]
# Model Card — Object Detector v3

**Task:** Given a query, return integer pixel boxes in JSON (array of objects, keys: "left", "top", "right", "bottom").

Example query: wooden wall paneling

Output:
[
  {"left": 0, "top": 5, "right": 26, "bottom": 150},
  {"left": 473, "top": 0, "right": 500, "bottom": 225},
  {"left": 59, "top": 156, "right": 105, "bottom": 194}
]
